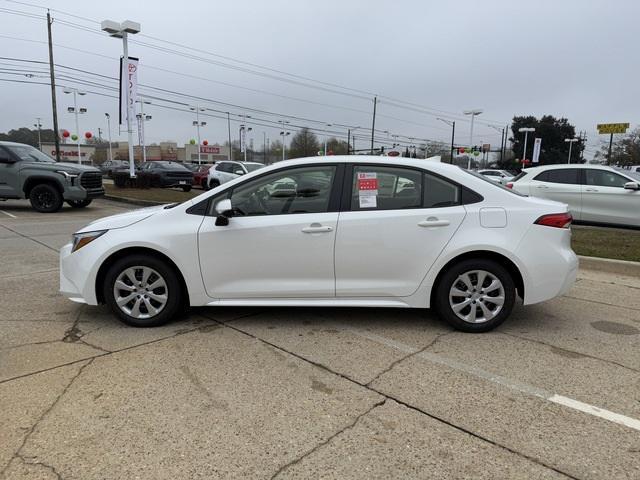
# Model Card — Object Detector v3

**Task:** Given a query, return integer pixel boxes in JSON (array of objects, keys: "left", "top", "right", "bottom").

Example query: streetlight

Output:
[
  {"left": 136, "top": 98, "right": 152, "bottom": 164},
  {"left": 239, "top": 124, "right": 253, "bottom": 162},
  {"left": 518, "top": 127, "right": 535, "bottom": 165},
  {"left": 565, "top": 138, "right": 579, "bottom": 164},
  {"left": 104, "top": 113, "right": 113, "bottom": 162},
  {"left": 189, "top": 105, "right": 206, "bottom": 165},
  {"left": 101, "top": 19, "right": 141, "bottom": 178},
  {"left": 463, "top": 109, "right": 483, "bottom": 169},
  {"left": 436, "top": 118, "right": 456, "bottom": 164},
  {"left": 63, "top": 87, "right": 87, "bottom": 164},
  {"left": 323, "top": 123, "right": 332, "bottom": 156},
  {"left": 33, "top": 117, "right": 42, "bottom": 150},
  {"left": 346, "top": 126, "right": 360, "bottom": 155},
  {"left": 280, "top": 130, "right": 290, "bottom": 161}
]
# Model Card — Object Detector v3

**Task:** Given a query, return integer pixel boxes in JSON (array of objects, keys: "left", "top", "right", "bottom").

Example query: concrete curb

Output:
[
  {"left": 579, "top": 255, "right": 640, "bottom": 276},
  {"left": 103, "top": 195, "right": 164, "bottom": 207}
]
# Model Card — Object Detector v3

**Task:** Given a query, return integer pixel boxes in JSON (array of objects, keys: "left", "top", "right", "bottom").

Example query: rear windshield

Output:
[
  {"left": 510, "top": 171, "right": 528, "bottom": 182},
  {"left": 461, "top": 168, "right": 526, "bottom": 196}
]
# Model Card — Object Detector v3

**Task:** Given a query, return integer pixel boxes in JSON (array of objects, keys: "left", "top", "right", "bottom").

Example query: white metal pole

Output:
[
  {"left": 123, "top": 32, "right": 135, "bottom": 178},
  {"left": 36, "top": 117, "right": 42, "bottom": 150},
  {"left": 568, "top": 141, "right": 573, "bottom": 164},
  {"left": 282, "top": 134, "right": 286, "bottom": 162},
  {"left": 73, "top": 90, "right": 81, "bottom": 164},
  {"left": 227, "top": 112, "right": 232, "bottom": 161},
  {"left": 140, "top": 102, "right": 147, "bottom": 164},
  {"left": 195, "top": 106, "right": 202, "bottom": 165},
  {"left": 522, "top": 131, "right": 529, "bottom": 163},
  {"left": 107, "top": 115, "right": 113, "bottom": 162},
  {"left": 468, "top": 113, "right": 475, "bottom": 170},
  {"left": 243, "top": 128, "right": 248, "bottom": 162}
]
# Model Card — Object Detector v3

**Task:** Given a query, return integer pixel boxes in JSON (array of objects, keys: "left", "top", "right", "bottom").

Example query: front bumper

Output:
[{"left": 59, "top": 242, "right": 101, "bottom": 305}]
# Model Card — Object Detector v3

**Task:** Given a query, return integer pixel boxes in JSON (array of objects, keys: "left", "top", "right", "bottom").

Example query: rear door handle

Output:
[
  {"left": 585, "top": 188, "right": 599, "bottom": 192},
  {"left": 418, "top": 219, "right": 450, "bottom": 228},
  {"left": 536, "top": 185, "right": 549, "bottom": 189},
  {"left": 302, "top": 223, "right": 333, "bottom": 233}
]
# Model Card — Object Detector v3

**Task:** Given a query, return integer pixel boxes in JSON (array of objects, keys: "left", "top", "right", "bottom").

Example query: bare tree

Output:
[{"left": 288, "top": 128, "right": 320, "bottom": 159}]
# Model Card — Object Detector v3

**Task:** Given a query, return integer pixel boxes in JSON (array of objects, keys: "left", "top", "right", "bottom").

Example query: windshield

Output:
[
  {"left": 626, "top": 171, "right": 640, "bottom": 181},
  {"left": 245, "top": 163, "right": 265, "bottom": 172},
  {"left": 460, "top": 168, "right": 526, "bottom": 196},
  {"left": 6, "top": 144, "right": 55, "bottom": 163}
]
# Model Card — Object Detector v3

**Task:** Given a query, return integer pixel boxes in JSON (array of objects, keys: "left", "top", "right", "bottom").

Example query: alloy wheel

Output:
[
  {"left": 449, "top": 270, "right": 505, "bottom": 324},
  {"left": 113, "top": 266, "right": 168, "bottom": 319}
]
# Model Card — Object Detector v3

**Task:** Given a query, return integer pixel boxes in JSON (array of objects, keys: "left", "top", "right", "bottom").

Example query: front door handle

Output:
[
  {"left": 418, "top": 218, "right": 450, "bottom": 228},
  {"left": 536, "top": 185, "right": 549, "bottom": 189},
  {"left": 302, "top": 223, "right": 333, "bottom": 233},
  {"left": 585, "top": 188, "right": 599, "bottom": 192}
]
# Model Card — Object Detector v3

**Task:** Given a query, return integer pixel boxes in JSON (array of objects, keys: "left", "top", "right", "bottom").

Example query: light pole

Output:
[
  {"left": 263, "top": 131, "right": 267, "bottom": 164},
  {"left": 239, "top": 124, "right": 252, "bottom": 162},
  {"left": 565, "top": 138, "right": 579, "bottom": 164},
  {"left": 280, "top": 130, "right": 290, "bottom": 161},
  {"left": 33, "top": 117, "right": 42, "bottom": 150},
  {"left": 226, "top": 112, "right": 232, "bottom": 161},
  {"left": 463, "top": 109, "right": 483, "bottom": 169},
  {"left": 518, "top": 127, "right": 535, "bottom": 165},
  {"left": 136, "top": 99, "right": 151, "bottom": 164},
  {"left": 105, "top": 113, "right": 113, "bottom": 162},
  {"left": 101, "top": 19, "right": 141, "bottom": 178},
  {"left": 190, "top": 105, "right": 206, "bottom": 165},
  {"left": 63, "top": 87, "right": 87, "bottom": 164},
  {"left": 323, "top": 123, "right": 332, "bottom": 156}
]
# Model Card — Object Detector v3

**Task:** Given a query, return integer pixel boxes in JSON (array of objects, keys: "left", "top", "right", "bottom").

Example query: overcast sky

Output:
[{"left": 1, "top": 0, "right": 638, "bottom": 158}]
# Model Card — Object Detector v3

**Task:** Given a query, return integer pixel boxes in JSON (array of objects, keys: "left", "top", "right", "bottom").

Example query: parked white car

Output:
[
  {"left": 477, "top": 169, "right": 514, "bottom": 185},
  {"left": 60, "top": 156, "right": 578, "bottom": 333},
  {"left": 508, "top": 164, "right": 640, "bottom": 227},
  {"left": 207, "top": 161, "right": 265, "bottom": 188}
]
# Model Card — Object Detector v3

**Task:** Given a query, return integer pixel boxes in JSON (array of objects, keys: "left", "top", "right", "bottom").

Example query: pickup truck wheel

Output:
[
  {"left": 29, "top": 184, "right": 63, "bottom": 213},
  {"left": 182, "top": 185, "right": 192, "bottom": 192},
  {"left": 66, "top": 199, "right": 92, "bottom": 208}
]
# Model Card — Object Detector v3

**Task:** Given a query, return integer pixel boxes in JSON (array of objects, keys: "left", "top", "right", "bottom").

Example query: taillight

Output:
[
  {"left": 505, "top": 182, "right": 514, "bottom": 189},
  {"left": 534, "top": 212, "right": 572, "bottom": 229}
]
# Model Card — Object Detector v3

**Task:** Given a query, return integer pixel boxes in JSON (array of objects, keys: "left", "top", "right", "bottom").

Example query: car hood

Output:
[
  {"left": 22, "top": 161, "right": 101, "bottom": 174},
  {"left": 77, "top": 204, "right": 167, "bottom": 233}
]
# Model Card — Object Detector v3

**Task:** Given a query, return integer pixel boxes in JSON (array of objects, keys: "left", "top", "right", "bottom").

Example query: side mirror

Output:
[
  {"left": 234, "top": 169, "right": 244, "bottom": 175},
  {"left": 215, "top": 198, "right": 233, "bottom": 226},
  {"left": 0, "top": 156, "right": 16, "bottom": 164},
  {"left": 624, "top": 181, "right": 639, "bottom": 190}
]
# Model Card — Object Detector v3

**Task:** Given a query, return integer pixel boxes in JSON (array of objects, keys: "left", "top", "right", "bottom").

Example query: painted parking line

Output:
[
  {"left": 348, "top": 328, "right": 640, "bottom": 433},
  {"left": 0, "top": 210, "right": 17, "bottom": 218}
]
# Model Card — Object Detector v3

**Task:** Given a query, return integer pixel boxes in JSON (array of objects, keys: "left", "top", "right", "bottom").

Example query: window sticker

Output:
[{"left": 357, "top": 172, "right": 378, "bottom": 208}]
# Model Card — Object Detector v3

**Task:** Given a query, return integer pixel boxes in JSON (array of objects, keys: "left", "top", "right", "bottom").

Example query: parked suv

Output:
[
  {"left": 99, "top": 159, "right": 129, "bottom": 177},
  {"left": 207, "top": 161, "right": 265, "bottom": 188},
  {"left": 0, "top": 141, "right": 104, "bottom": 213},
  {"left": 138, "top": 161, "right": 193, "bottom": 191}
]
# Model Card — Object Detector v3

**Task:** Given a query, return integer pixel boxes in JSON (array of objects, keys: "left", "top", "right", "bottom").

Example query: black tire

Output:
[
  {"left": 434, "top": 259, "right": 516, "bottom": 333},
  {"left": 29, "top": 183, "right": 63, "bottom": 213},
  {"left": 66, "top": 199, "right": 92, "bottom": 208},
  {"left": 182, "top": 185, "right": 192, "bottom": 192},
  {"left": 103, "top": 254, "right": 183, "bottom": 327},
  {"left": 201, "top": 179, "right": 210, "bottom": 190},
  {"left": 209, "top": 178, "right": 220, "bottom": 189}
]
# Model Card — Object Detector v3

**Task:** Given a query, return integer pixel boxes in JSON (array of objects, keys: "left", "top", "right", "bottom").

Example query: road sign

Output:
[
  {"left": 532, "top": 138, "right": 542, "bottom": 163},
  {"left": 387, "top": 150, "right": 400, "bottom": 157},
  {"left": 597, "top": 123, "right": 629, "bottom": 134},
  {"left": 482, "top": 143, "right": 490, "bottom": 153}
]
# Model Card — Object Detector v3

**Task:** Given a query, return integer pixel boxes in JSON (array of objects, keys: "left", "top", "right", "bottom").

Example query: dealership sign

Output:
[
  {"left": 532, "top": 138, "right": 542, "bottom": 163},
  {"left": 119, "top": 56, "right": 139, "bottom": 126},
  {"left": 597, "top": 123, "right": 629, "bottom": 135},
  {"left": 200, "top": 145, "right": 220, "bottom": 154}
]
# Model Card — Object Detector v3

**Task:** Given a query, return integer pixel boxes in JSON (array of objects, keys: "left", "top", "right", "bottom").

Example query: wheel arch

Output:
[
  {"left": 95, "top": 246, "right": 190, "bottom": 306},
  {"left": 429, "top": 250, "right": 525, "bottom": 308},
  {"left": 23, "top": 176, "right": 64, "bottom": 197}
]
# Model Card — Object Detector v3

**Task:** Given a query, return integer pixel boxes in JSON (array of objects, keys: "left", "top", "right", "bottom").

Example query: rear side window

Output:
[
  {"left": 350, "top": 166, "right": 423, "bottom": 211},
  {"left": 423, "top": 173, "right": 460, "bottom": 208},
  {"left": 535, "top": 169, "right": 579, "bottom": 184}
]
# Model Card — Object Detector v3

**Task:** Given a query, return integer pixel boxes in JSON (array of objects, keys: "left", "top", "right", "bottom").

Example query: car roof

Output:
[
  {"left": 522, "top": 163, "right": 613, "bottom": 172},
  {"left": 0, "top": 141, "right": 34, "bottom": 147}
]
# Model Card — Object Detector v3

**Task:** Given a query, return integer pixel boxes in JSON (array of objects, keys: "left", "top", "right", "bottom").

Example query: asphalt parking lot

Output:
[{"left": 1, "top": 199, "right": 639, "bottom": 480}]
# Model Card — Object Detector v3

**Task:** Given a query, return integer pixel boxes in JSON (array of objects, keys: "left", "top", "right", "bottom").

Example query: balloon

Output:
[
  {"left": 71, "top": 134, "right": 78, "bottom": 141},
  {"left": 203, "top": 140, "right": 208, "bottom": 146},
  {"left": 459, "top": 147, "right": 465, "bottom": 153},
  {"left": 85, "top": 132, "right": 92, "bottom": 139},
  {"left": 190, "top": 139, "right": 196, "bottom": 145},
  {"left": 62, "top": 130, "right": 70, "bottom": 138}
]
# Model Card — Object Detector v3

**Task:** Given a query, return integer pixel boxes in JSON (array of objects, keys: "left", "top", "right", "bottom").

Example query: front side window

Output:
[
  {"left": 5, "top": 144, "right": 54, "bottom": 163},
  {"left": 536, "top": 169, "right": 579, "bottom": 184},
  {"left": 350, "top": 165, "right": 422, "bottom": 211},
  {"left": 585, "top": 170, "right": 629, "bottom": 188},
  {"left": 228, "top": 166, "right": 336, "bottom": 216}
]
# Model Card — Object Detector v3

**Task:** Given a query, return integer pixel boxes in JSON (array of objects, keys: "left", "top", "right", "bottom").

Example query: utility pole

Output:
[
  {"left": 437, "top": 118, "right": 456, "bottom": 164},
  {"left": 263, "top": 131, "right": 266, "bottom": 164},
  {"left": 370, "top": 96, "right": 377, "bottom": 155},
  {"left": 46, "top": 11, "right": 60, "bottom": 161},
  {"left": 347, "top": 128, "right": 351, "bottom": 155}
]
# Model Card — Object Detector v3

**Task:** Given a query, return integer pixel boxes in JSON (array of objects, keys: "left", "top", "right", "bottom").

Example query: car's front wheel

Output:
[
  {"left": 435, "top": 259, "right": 515, "bottom": 333},
  {"left": 103, "top": 255, "right": 183, "bottom": 327},
  {"left": 201, "top": 179, "right": 210, "bottom": 190},
  {"left": 29, "top": 183, "right": 63, "bottom": 213},
  {"left": 66, "top": 199, "right": 92, "bottom": 208}
]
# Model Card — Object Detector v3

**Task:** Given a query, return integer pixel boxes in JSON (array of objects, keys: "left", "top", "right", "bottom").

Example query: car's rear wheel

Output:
[
  {"left": 209, "top": 178, "right": 220, "bottom": 189},
  {"left": 66, "top": 199, "right": 92, "bottom": 208},
  {"left": 201, "top": 179, "right": 210, "bottom": 190},
  {"left": 103, "top": 255, "right": 183, "bottom": 327},
  {"left": 29, "top": 183, "right": 63, "bottom": 213},
  {"left": 182, "top": 185, "right": 192, "bottom": 192},
  {"left": 435, "top": 259, "right": 515, "bottom": 333}
]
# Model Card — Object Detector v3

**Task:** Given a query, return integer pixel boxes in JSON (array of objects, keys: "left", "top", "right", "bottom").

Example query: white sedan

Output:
[
  {"left": 60, "top": 156, "right": 578, "bottom": 333},
  {"left": 508, "top": 164, "right": 640, "bottom": 227},
  {"left": 477, "top": 169, "right": 514, "bottom": 185}
]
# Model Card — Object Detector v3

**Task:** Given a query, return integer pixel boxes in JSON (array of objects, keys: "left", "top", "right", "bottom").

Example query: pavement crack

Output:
[
  {"left": 270, "top": 399, "right": 386, "bottom": 479},
  {"left": 501, "top": 332, "right": 640, "bottom": 373},
  {"left": 0, "top": 223, "right": 58, "bottom": 252},
  {"left": 13, "top": 454, "right": 64, "bottom": 480},
  {"left": 62, "top": 308, "right": 112, "bottom": 354},
  {"left": 0, "top": 359, "right": 93, "bottom": 478},
  {"left": 562, "top": 294, "right": 640, "bottom": 312},
  {"left": 365, "top": 332, "right": 450, "bottom": 387}
]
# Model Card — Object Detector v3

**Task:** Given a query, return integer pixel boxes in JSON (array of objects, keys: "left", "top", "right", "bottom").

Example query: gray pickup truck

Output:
[{"left": 0, "top": 141, "right": 104, "bottom": 213}]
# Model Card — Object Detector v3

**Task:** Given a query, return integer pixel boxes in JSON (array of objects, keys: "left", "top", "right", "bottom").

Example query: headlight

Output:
[
  {"left": 71, "top": 230, "right": 107, "bottom": 253},
  {"left": 57, "top": 170, "right": 79, "bottom": 183}
]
